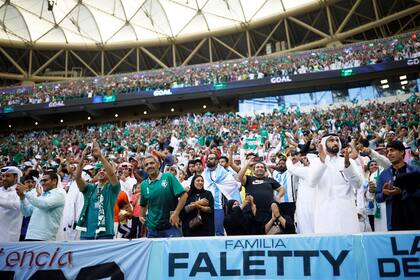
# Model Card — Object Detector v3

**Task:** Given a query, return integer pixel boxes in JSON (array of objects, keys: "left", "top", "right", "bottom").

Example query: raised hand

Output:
[
  {"left": 361, "top": 147, "right": 371, "bottom": 155},
  {"left": 36, "top": 185, "right": 43, "bottom": 197},
  {"left": 81, "top": 146, "right": 89, "bottom": 160},
  {"left": 343, "top": 147, "right": 351, "bottom": 168},
  {"left": 317, "top": 143, "right": 326, "bottom": 163},
  {"left": 368, "top": 181, "right": 376, "bottom": 193},
  {"left": 92, "top": 140, "right": 102, "bottom": 158},
  {"left": 16, "top": 183, "right": 28, "bottom": 200},
  {"left": 229, "top": 144, "right": 237, "bottom": 154}
]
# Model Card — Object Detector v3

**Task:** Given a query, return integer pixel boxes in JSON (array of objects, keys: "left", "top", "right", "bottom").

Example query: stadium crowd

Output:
[
  {"left": 1, "top": 96, "right": 419, "bottom": 241},
  {"left": 1, "top": 32, "right": 419, "bottom": 107}
]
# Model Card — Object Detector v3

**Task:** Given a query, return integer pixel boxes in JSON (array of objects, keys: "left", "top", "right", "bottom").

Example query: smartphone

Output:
[{"left": 86, "top": 143, "right": 93, "bottom": 154}]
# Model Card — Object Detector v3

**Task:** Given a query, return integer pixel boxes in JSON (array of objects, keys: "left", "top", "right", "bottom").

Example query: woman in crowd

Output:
[
  {"left": 181, "top": 175, "right": 215, "bottom": 237},
  {"left": 129, "top": 184, "right": 142, "bottom": 238},
  {"left": 223, "top": 195, "right": 257, "bottom": 235},
  {"left": 264, "top": 202, "right": 296, "bottom": 235}
]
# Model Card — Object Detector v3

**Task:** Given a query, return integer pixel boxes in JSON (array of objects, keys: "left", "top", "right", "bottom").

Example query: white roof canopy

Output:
[{"left": 0, "top": 0, "right": 318, "bottom": 48}]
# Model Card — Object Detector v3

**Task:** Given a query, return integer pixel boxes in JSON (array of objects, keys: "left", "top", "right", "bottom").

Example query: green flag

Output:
[
  {"left": 244, "top": 137, "right": 257, "bottom": 150},
  {"left": 52, "top": 138, "right": 60, "bottom": 147}
]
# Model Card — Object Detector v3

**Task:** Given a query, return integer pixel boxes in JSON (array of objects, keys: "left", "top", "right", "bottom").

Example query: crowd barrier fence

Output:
[{"left": 0, "top": 232, "right": 418, "bottom": 279}]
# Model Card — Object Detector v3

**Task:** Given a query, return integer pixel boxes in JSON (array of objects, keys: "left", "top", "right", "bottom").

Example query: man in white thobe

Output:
[
  {"left": 309, "top": 134, "right": 363, "bottom": 234},
  {"left": 0, "top": 166, "right": 23, "bottom": 242},
  {"left": 286, "top": 154, "right": 316, "bottom": 234}
]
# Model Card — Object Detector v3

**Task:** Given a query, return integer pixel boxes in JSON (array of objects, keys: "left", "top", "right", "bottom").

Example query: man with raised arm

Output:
[
  {"left": 75, "top": 141, "right": 120, "bottom": 240},
  {"left": 308, "top": 134, "right": 363, "bottom": 234}
]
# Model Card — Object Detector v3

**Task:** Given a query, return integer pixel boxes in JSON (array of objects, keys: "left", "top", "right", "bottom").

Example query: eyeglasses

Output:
[
  {"left": 40, "top": 178, "right": 50, "bottom": 184},
  {"left": 207, "top": 157, "right": 217, "bottom": 160}
]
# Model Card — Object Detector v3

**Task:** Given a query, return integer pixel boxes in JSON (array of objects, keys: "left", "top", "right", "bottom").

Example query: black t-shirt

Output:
[{"left": 244, "top": 176, "right": 281, "bottom": 222}]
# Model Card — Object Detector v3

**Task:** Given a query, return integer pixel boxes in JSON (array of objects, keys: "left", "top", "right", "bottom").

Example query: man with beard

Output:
[
  {"left": 238, "top": 161, "right": 285, "bottom": 234},
  {"left": 17, "top": 171, "right": 65, "bottom": 241},
  {"left": 375, "top": 141, "right": 420, "bottom": 230},
  {"left": 203, "top": 153, "right": 241, "bottom": 236},
  {"left": 0, "top": 166, "right": 23, "bottom": 242},
  {"left": 75, "top": 141, "right": 120, "bottom": 240},
  {"left": 140, "top": 156, "right": 187, "bottom": 238},
  {"left": 309, "top": 134, "right": 363, "bottom": 234}
]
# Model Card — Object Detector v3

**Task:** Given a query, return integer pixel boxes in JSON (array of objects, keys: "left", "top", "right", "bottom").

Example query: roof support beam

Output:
[
  {"left": 181, "top": 38, "right": 206, "bottom": 66},
  {"left": 208, "top": 37, "right": 213, "bottom": 63},
  {"left": 172, "top": 44, "right": 177, "bottom": 67},
  {"left": 0, "top": 72, "right": 25, "bottom": 80},
  {"left": 101, "top": 50, "right": 105, "bottom": 76},
  {"left": 284, "top": 18, "right": 292, "bottom": 49},
  {"left": 178, "top": 44, "right": 209, "bottom": 62},
  {"left": 139, "top": 47, "right": 168, "bottom": 69},
  {"left": 28, "top": 49, "right": 33, "bottom": 76},
  {"left": 32, "top": 49, "right": 64, "bottom": 76},
  {"left": 212, "top": 36, "right": 245, "bottom": 59},
  {"left": 0, "top": 47, "right": 27, "bottom": 76},
  {"left": 226, "top": 34, "right": 245, "bottom": 60},
  {"left": 108, "top": 51, "right": 137, "bottom": 70},
  {"left": 136, "top": 48, "right": 140, "bottom": 71},
  {"left": 333, "top": 4, "right": 375, "bottom": 22},
  {"left": 326, "top": 5, "right": 334, "bottom": 35},
  {"left": 278, "top": 3, "right": 420, "bottom": 54},
  {"left": 396, "top": 13, "right": 418, "bottom": 35},
  {"left": 246, "top": 30, "right": 252, "bottom": 57},
  {"left": 336, "top": 0, "right": 364, "bottom": 34},
  {"left": 288, "top": 17, "right": 329, "bottom": 38},
  {"left": 301, "top": 11, "right": 323, "bottom": 44},
  {"left": 372, "top": 0, "right": 387, "bottom": 37},
  {"left": 70, "top": 50, "right": 98, "bottom": 76},
  {"left": 0, "top": 72, "right": 75, "bottom": 81},
  {"left": 255, "top": 19, "right": 283, "bottom": 56},
  {"left": 337, "top": 4, "right": 420, "bottom": 39},
  {"left": 107, "top": 48, "right": 134, "bottom": 75},
  {"left": 65, "top": 50, "right": 68, "bottom": 78},
  {"left": 159, "top": 46, "right": 171, "bottom": 64}
]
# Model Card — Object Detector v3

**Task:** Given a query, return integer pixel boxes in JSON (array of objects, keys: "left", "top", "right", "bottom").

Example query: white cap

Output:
[
  {"left": 83, "top": 164, "right": 95, "bottom": 170},
  {"left": 23, "top": 161, "right": 33, "bottom": 167}
]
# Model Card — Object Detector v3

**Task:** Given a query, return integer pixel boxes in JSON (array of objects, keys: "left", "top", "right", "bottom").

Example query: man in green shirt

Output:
[
  {"left": 75, "top": 141, "right": 120, "bottom": 240},
  {"left": 140, "top": 155, "right": 187, "bottom": 238}
]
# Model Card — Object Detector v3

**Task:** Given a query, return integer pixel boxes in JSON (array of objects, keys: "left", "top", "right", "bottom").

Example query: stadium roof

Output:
[
  {"left": 0, "top": 0, "right": 419, "bottom": 85},
  {"left": 0, "top": 0, "right": 318, "bottom": 48}
]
